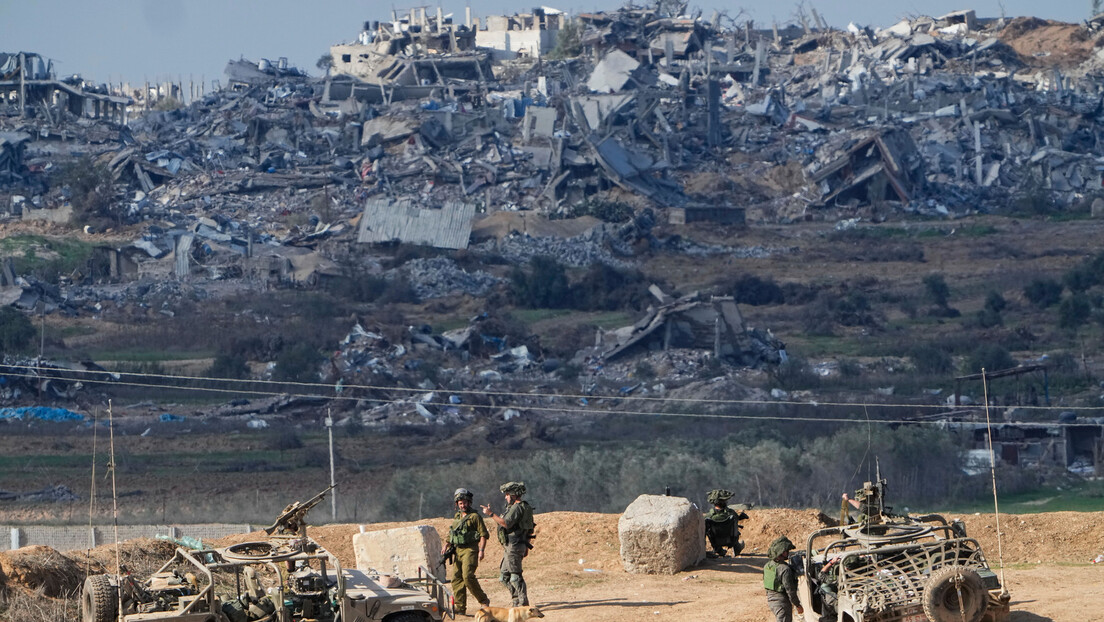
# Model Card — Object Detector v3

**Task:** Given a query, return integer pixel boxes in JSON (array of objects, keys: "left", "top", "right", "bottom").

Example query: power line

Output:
[
  {"left": 2, "top": 364, "right": 1098, "bottom": 428},
  {"left": 4, "top": 362, "right": 1095, "bottom": 413}
]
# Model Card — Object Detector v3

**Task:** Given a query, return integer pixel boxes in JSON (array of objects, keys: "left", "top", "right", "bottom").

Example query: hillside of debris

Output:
[{"left": 3, "top": 8, "right": 1104, "bottom": 521}]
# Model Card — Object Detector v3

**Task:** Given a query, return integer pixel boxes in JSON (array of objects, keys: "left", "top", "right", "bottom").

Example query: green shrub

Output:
[
  {"left": 910, "top": 344, "right": 953, "bottom": 374},
  {"left": 984, "top": 291, "right": 1007, "bottom": 314},
  {"left": 572, "top": 264, "right": 647, "bottom": 311},
  {"left": 961, "top": 344, "right": 1016, "bottom": 375},
  {"left": 0, "top": 307, "right": 34, "bottom": 353},
  {"left": 274, "top": 343, "right": 323, "bottom": 383},
  {"left": 207, "top": 353, "right": 250, "bottom": 379},
  {"left": 55, "top": 156, "right": 115, "bottom": 226},
  {"left": 547, "top": 19, "right": 582, "bottom": 59},
  {"left": 733, "top": 274, "right": 785, "bottom": 305},
  {"left": 1058, "top": 293, "right": 1092, "bottom": 330},
  {"left": 923, "top": 274, "right": 950, "bottom": 307},
  {"left": 1024, "top": 278, "right": 1063, "bottom": 308},
  {"left": 510, "top": 256, "right": 570, "bottom": 308}
]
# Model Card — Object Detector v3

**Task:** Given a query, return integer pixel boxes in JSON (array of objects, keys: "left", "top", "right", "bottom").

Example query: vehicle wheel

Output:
[
  {"left": 82, "top": 574, "right": 118, "bottom": 622},
  {"left": 922, "top": 565, "right": 986, "bottom": 622}
]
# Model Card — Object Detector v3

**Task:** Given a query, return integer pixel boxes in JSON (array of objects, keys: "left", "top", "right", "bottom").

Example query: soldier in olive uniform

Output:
[
  {"left": 764, "top": 535, "right": 804, "bottom": 622},
  {"left": 481, "top": 481, "right": 535, "bottom": 607},
  {"left": 443, "top": 488, "right": 490, "bottom": 615},
  {"left": 703, "top": 489, "right": 749, "bottom": 558}
]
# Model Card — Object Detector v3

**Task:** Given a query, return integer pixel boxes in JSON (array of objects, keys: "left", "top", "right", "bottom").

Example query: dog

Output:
[{"left": 473, "top": 605, "right": 544, "bottom": 622}]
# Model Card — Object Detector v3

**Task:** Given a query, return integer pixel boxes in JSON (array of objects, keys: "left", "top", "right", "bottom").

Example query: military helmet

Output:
[
  {"left": 707, "top": 489, "right": 734, "bottom": 505},
  {"left": 767, "top": 535, "right": 795, "bottom": 560},
  {"left": 500, "top": 481, "right": 526, "bottom": 496},
  {"left": 454, "top": 488, "right": 474, "bottom": 502}
]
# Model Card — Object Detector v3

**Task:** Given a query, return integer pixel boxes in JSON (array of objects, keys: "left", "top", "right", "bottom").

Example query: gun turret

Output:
[{"left": 265, "top": 485, "right": 336, "bottom": 536}]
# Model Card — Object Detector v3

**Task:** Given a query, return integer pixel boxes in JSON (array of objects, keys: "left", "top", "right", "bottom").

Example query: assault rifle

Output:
[{"left": 265, "top": 485, "right": 336, "bottom": 536}]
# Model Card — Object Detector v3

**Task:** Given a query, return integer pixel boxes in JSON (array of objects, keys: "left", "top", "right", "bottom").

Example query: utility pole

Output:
[{"left": 326, "top": 410, "right": 336, "bottom": 521}]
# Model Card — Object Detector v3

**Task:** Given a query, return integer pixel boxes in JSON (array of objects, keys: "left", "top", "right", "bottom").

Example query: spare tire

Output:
[
  {"left": 922, "top": 565, "right": 987, "bottom": 622},
  {"left": 81, "top": 574, "right": 118, "bottom": 622}
]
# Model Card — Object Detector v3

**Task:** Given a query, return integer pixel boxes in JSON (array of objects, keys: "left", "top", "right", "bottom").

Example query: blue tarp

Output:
[
  {"left": 159, "top": 413, "right": 186, "bottom": 422},
  {"left": 0, "top": 406, "right": 84, "bottom": 421}
]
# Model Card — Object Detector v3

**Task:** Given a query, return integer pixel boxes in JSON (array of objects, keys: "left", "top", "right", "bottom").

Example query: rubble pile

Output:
[{"left": 1, "top": 5, "right": 1102, "bottom": 416}]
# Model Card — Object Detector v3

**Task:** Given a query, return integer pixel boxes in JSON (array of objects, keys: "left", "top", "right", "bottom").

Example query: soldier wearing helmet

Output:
[
  {"left": 703, "top": 488, "right": 749, "bottom": 558},
  {"left": 443, "top": 487, "right": 490, "bottom": 615},
  {"left": 481, "top": 481, "right": 535, "bottom": 607},
  {"left": 764, "top": 535, "right": 803, "bottom": 622}
]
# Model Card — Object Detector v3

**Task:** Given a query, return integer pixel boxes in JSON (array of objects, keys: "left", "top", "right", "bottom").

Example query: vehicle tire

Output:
[
  {"left": 922, "top": 565, "right": 987, "bottom": 622},
  {"left": 81, "top": 574, "right": 118, "bottom": 622}
]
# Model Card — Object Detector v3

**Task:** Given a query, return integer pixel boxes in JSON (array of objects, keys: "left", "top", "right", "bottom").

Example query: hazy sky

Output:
[{"left": 0, "top": 1, "right": 1088, "bottom": 88}]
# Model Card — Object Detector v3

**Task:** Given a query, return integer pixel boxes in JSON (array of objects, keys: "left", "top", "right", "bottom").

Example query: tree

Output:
[
  {"left": 274, "top": 343, "right": 323, "bottom": 383},
  {"left": 923, "top": 274, "right": 950, "bottom": 307},
  {"left": 56, "top": 156, "right": 115, "bottom": 226},
  {"left": 509, "top": 256, "right": 570, "bottom": 308},
  {"left": 1023, "top": 278, "right": 1062, "bottom": 308},
  {"left": 1058, "top": 293, "right": 1092, "bottom": 330},
  {"left": 316, "top": 53, "right": 334, "bottom": 75},
  {"left": 547, "top": 19, "right": 582, "bottom": 59},
  {"left": 0, "top": 307, "right": 34, "bottom": 353},
  {"left": 961, "top": 344, "right": 1016, "bottom": 375}
]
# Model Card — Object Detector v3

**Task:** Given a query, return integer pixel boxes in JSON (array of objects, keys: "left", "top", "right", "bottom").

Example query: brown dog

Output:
[{"left": 473, "top": 605, "right": 544, "bottom": 622}]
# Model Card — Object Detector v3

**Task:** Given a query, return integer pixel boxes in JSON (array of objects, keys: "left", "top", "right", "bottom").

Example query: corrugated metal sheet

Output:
[{"left": 357, "top": 198, "right": 476, "bottom": 250}]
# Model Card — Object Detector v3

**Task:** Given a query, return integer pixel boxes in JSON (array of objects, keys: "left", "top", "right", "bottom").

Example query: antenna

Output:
[
  {"left": 981, "top": 369, "right": 1008, "bottom": 596},
  {"left": 109, "top": 399, "right": 123, "bottom": 609}
]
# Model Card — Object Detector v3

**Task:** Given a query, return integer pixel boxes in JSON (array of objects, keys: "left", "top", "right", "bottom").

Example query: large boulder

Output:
[
  {"left": 352, "top": 525, "right": 444, "bottom": 581},
  {"left": 618, "top": 494, "right": 705, "bottom": 574}
]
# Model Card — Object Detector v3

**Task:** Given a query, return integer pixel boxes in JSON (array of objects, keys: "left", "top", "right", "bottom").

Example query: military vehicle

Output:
[
  {"left": 81, "top": 487, "right": 453, "bottom": 622},
  {"left": 797, "top": 479, "right": 1010, "bottom": 622}
]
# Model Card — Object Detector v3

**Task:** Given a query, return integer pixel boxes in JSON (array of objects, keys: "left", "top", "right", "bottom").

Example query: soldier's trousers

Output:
[
  {"left": 500, "top": 544, "right": 529, "bottom": 606},
  {"left": 451, "top": 546, "right": 488, "bottom": 613},
  {"left": 767, "top": 590, "right": 794, "bottom": 622}
]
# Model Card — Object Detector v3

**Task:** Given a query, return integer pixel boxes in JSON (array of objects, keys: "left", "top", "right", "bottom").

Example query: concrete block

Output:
[
  {"left": 353, "top": 525, "right": 445, "bottom": 581},
  {"left": 618, "top": 494, "right": 705, "bottom": 574}
]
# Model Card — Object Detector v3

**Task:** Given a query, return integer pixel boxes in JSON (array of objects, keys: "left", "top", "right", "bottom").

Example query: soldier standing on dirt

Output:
[
  {"left": 764, "top": 535, "right": 804, "bottom": 622},
  {"left": 443, "top": 488, "right": 490, "bottom": 616},
  {"left": 481, "top": 481, "right": 535, "bottom": 607}
]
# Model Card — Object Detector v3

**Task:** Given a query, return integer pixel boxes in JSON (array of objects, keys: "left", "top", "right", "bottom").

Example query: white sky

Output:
[{"left": 0, "top": 1, "right": 1089, "bottom": 88}]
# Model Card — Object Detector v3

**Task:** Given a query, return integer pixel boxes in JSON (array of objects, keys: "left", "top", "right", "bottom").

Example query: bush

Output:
[
  {"left": 207, "top": 353, "right": 250, "bottom": 379},
  {"left": 274, "top": 343, "right": 323, "bottom": 383},
  {"left": 923, "top": 274, "right": 950, "bottom": 307},
  {"left": 770, "top": 358, "right": 820, "bottom": 391},
  {"left": 510, "top": 256, "right": 570, "bottom": 308},
  {"left": 1058, "top": 293, "right": 1092, "bottom": 330},
  {"left": 567, "top": 198, "right": 633, "bottom": 223},
  {"left": 572, "top": 264, "right": 647, "bottom": 311},
  {"left": 1023, "top": 278, "right": 1063, "bottom": 308},
  {"left": 733, "top": 274, "right": 785, "bottom": 306},
  {"left": 984, "top": 291, "right": 1007, "bottom": 314},
  {"left": 0, "top": 307, "right": 34, "bottom": 353},
  {"left": 910, "top": 345, "right": 952, "bottom": 375},
  {"left": 56, "top": 156, "right": 116, "bottom": 226},
  {"left": 547, "top": 19, "right": 582, "bottom": 59},
  {"left": 961, "top": 344, "right": 1016, "bottom": 375}
]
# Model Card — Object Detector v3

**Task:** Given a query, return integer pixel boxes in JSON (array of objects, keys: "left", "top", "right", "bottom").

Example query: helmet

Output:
[
  {"left": 767, "top": 535, "right": 795, "bottom": 560},
  {"left": 707, "top": 489, "right": 734, "bottom": 505},
  {"left": 499, "top": 481, "right": 526, "bottom": 496},
  {"left": 454, "top": 488, "right": 474, "bottom": 502}
]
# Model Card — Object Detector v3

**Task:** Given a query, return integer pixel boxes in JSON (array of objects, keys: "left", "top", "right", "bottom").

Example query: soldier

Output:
[
  {"left": 481, "top": 481, "right": 535, "bottom": 607},
  {"left": 443, "top": 488, "right": 490, "bottom": 616},
  {"left": 764, "top": 535, "right": 804, "bottom": 622},
  {"left": 842, "top": 480, "right": 885, "bottom": 525},
  {"left": 703, "top": 489, "right": 749, "bottom": 558}
]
